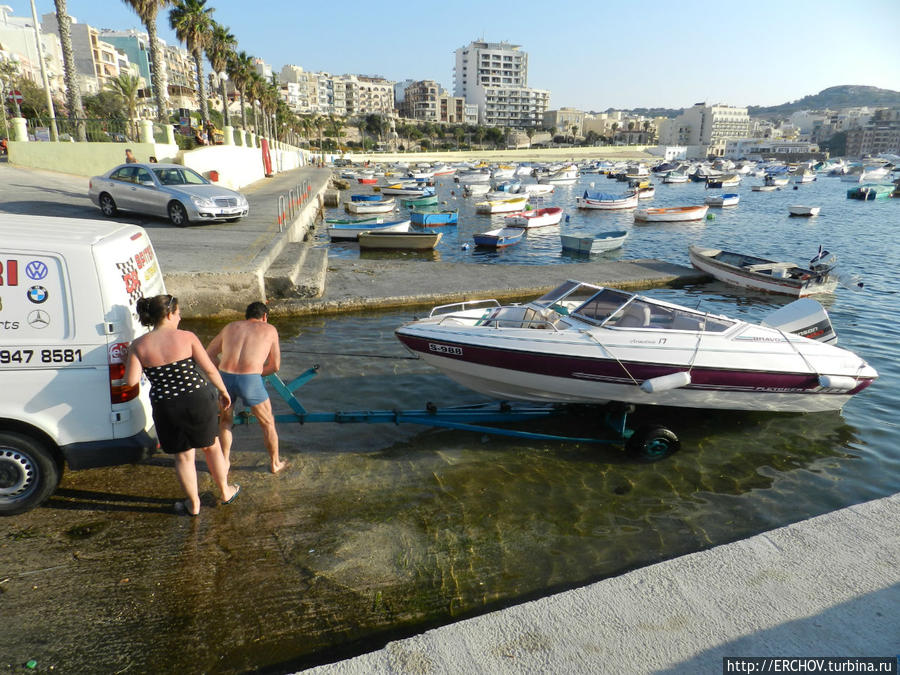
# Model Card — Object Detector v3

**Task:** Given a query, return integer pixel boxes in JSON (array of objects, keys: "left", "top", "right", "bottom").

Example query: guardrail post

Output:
[
  {"left": 288, "top": 189, "right": 296, "bottom": 221},
  {"left": 277, "top": 195, "right": 286, "bottom": 232}
]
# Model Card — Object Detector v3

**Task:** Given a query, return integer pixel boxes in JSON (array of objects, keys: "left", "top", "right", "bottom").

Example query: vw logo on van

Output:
[{"left": 25, "top": 261, "right": 48, "bottom": 280}]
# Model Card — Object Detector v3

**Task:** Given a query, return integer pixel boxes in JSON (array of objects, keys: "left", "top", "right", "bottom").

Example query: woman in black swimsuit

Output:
[{"left": 125, "top": 294, "right": 240, "bottom": 515}]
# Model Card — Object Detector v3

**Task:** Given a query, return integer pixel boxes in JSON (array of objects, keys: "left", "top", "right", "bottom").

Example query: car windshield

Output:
[{"left": 152, "top": 167, "right": 208, "bottom": 186}]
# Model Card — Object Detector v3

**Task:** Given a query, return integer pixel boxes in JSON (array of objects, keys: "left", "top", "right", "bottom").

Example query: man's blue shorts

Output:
[{"left": 220, "top": 371, "right": 269, "bottom": 407}]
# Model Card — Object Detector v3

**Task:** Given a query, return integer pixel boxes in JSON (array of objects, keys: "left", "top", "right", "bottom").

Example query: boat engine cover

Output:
[{"left": 761, "top": 298, "right": 837, "bottom": 344}]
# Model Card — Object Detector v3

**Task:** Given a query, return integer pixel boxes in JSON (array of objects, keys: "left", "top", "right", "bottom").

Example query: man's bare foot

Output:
[{"left": 270, "top": 458, "right": 288, "bottom": 474}]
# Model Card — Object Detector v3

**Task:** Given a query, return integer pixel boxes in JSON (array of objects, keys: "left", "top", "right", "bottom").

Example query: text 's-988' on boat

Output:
[{"left": 394, "top": 281, "right": 877, "bottom": 413}]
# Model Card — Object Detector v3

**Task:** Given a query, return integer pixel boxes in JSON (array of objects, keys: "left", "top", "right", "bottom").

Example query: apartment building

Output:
[
  {"left": 453, "top": 40, "right": 550, "bottom": 127},
  {"left": 658, "top": 102, "right": 750, "bottom": 156},
  {"left": 398, "top": 80, "right": 470, "bottom": 124},
  {"left": 543, "top": 108, "right": 585, "bottom": 136},
  {"left": 0, "top": 7, "right": 65, "bottom": 98},
  {"left": 845, "top": 108, "right": 900, "bottom": 157}
]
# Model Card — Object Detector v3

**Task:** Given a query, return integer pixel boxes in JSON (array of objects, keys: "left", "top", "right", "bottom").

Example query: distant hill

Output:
[{"left": 748, "top": 85, "right": 900, "bottom": 116}]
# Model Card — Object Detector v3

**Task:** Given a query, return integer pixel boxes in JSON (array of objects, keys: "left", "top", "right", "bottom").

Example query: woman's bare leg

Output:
[
  {"left": 201, "top": 439, "right": 239, "bottom": 502},
  {"left": 174, "top": 449, "right": 201, "bottom": 515}
]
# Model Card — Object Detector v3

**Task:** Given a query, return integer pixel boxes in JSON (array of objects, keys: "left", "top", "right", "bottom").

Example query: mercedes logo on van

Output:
[
  {"left": 27, "top": 309, "right": 50, "bottom": 329},
  {"left": 27, "top": 285, "right": 48, "bottom": 303},
  {"left": 25, "top": 261, "right": 49, "bottom": 280}
]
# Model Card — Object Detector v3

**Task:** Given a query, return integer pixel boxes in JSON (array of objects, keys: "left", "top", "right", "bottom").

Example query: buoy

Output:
[
  {"left": 706, "top": 213, "right": 715, "bottom": 220},
  {"left": 461, "top": 242, "right": 470, "bottom": 250},
  {"left": 640, "top": 371, "right": 691, "bottom": 393},
  {"left": 565, "top": 214, "right": 570, "bottom": 222}
]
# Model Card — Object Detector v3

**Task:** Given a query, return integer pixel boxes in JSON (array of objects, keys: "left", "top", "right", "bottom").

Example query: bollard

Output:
[
  {"left": 277, "top": 195, "right": 287, "bottom": 232},
  {"left": 288, "top": 189, "right": 297, "bottom": 220}
]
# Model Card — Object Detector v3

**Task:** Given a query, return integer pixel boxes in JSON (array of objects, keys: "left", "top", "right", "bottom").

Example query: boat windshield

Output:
[
  {"left": 533, "top": 281, "right": 607, "bottom": 308},
  {"left": 570, "top": 289, "right": 633, "bottom": 324},
  {"left": 602, "top": 298, "right": 736, "bottom": 332}
]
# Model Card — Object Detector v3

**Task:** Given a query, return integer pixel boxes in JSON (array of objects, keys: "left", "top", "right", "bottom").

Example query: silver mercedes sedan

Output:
[{"left": 88, "top": 163, "right": 249, "bottom": 227}]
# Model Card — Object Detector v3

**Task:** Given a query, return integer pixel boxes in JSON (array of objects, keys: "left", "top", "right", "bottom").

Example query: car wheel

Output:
[
  {"left": 168, "top": 201, "right": 189, "bottom": 227},
  {"left": 0, "top": 431, "right": 61, "bottom": 516},
  {"left": 99, "top": 193, "right": 117, "bottom": 217}
]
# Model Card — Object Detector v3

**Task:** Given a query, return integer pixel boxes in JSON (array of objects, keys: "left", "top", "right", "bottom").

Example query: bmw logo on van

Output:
[
  {"left": 25, "top": 261, "right": 48, "bottom": 280},
  {"left": 27, "top": 285, "right": 49, "bottom": 304}
]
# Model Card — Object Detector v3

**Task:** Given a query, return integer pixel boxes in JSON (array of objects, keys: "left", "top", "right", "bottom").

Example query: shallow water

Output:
[{"left": 4, "top": 169, "right": 898, "bottom": 673}]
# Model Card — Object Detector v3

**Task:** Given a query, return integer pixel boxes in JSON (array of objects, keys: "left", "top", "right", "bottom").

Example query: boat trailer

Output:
[{"left": 232, "top": 366, "right": 681, "bottom": 461}]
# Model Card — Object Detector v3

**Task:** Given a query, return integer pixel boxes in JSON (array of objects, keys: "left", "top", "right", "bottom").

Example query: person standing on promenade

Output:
[
  {"left": 124, "top": 148, "right": 137, "bottom": 163},
  {"left": 206, "top": 302, "right": 287, "bottom": 474},
  {"left": 126, "top": 295, "right": 240, "bottom": 515}
]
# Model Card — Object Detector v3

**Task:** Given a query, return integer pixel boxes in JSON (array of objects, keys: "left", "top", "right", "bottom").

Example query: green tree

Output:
[
  {"left": 169, "top": 0, "right": 214, "bottom": 127},
  {"left": 525, "top": 126, "right": 534, "bottom": 148},
  {"left": 82, "top": 91, "right": 128, "bottom": 119},
  {"left": 122, "top": 0, "right": 171, "bottom": 122},
  {"left": 205, "top": 23, "right": 236, "bottom": 129},
  {"left": 106, "top": 72, "right": 143, "bottom": 139},
  {"left": 54, "top": 0, "right": 86, "bottom": 140}
]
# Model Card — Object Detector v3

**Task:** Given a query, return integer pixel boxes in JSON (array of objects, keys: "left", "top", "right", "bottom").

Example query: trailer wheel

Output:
[
  {"left": 0, "top": 432, "right": 61, "bottom": 516},
  {"left": 626, "top": 425, "right": 680, "bottom": 463}
]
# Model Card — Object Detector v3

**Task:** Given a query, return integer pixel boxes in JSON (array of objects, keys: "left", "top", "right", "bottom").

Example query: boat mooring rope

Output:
[{"left": 280, "top": 348, "right": 420, "bottom": 360}]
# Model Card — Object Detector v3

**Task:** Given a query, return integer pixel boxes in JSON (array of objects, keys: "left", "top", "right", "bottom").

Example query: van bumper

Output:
[{"left": 60, "top": 430, "right": 159, "bottom": 470}]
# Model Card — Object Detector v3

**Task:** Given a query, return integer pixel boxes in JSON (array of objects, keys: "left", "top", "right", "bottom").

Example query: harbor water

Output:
[{"left": 5, "top": 168, "right": 898, "bottom": 673}]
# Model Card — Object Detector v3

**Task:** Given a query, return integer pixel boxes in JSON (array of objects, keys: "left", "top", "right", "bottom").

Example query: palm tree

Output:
[
  {"left": 121, "top": 0, "right": 171, "bottom": 123},
  {"left": 169, "top": 0, "right": 214, "bottom": 128},
  {"left": 247, "top": 72, "right": 266, "bottom": 135},
  {"left": 226, "top": 50, "right": 253, "bottom": 130},
  {"left": 53, "top": 0, "right": 86, "bottom": 140},
  {"left": 205, "top": 23, "right": 235, "bottom": 130},
  {"left": 106, "top": 72, "right": 143, "bottom": 139},
  {"left": 329, "top": 115, "right": 344, "bottom": 150},
  {"left": 571, "top": 124, "right": 579, "bottom": 146},
  {"left": 525, "top": 126, "right": 534, "bottom": 148}
]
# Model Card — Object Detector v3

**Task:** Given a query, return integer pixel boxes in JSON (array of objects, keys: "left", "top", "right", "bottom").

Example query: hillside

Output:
[{"left": 748, "top": 85, "right": 900, "bottom": 116}]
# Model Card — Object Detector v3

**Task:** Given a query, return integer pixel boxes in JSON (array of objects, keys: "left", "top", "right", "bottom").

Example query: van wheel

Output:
[
  {"left": 168, "top": 201, "right": 190, "bottom": 227},
  {"left": 0, "top": 432, "right": 61, "bottom": 516},
  {"left": 99, "top": 193, "right": 117, "bottom": 217}
]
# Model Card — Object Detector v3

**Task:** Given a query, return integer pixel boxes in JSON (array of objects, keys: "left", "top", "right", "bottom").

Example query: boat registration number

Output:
[{"left": 428, "top": 343, "right": 463, "bottom": 356}]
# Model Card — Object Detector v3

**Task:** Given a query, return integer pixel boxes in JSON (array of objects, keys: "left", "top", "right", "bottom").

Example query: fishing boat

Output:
[
  {"left": 357, "top": 176, "right": 378, "bottom": 185},
  {"left": 345, "top": 197, "right": 396, "bottom": 214},
  {"left": 475, "top": 196, "right": 529, "bottom": 214},
  {"left": 788, "top": 205, "right": 820, "bottom": 217},
  {"left": 520, "top": 183, "right": 555, "bottom": 195},
  {"left": 688, "top": 244, "right": 839, "bottom": 297},
  {"left": 394, "top": 280, "right": 877, "bottom": 413},
  {"left": 401, "top": 193, "right": 439, "bottom": 207},
  {"left": 325, "top": 215, "right": 384, "bottom": 225},
  {"left": 327, "top": 219, "right": 410, "bottom": 241},
  {"left": 537, "top": 165, "right": 578, "bottom": 185},
  {"left": 379, "top": 183, "right": 432, "bottom": 196},
  {"left": 846, "top": 184, "right": 894, "bottom": 200},
  {"left": 560, "top": 230, "right": 628, "bottom": 254},
  {"left": 409, "top": 206, "right": 459, "bottom": 226},
  {"left": 751, "top": 184, "right": 778, "bottom": 192},
  {"left": 634, "top": 205, "right": 709, "bottom": 222},
  {"left": 766, "top": 174, "right": 790, "bottom": 187},
  {"left": 704, "top": 193, "right": 740, "bottom": 207},
  {"left": 662, "top": 171, "right": 689, "bottom": 184},
  {"left": 350, "top": 194, "right": 383, "bottom": 202},
  {"left": 706, "top": 174, "right": 740, "bottom": 188},
  {"left": 575, "top": 191, "right": 639, "bottom": 210},
  {"left": 504, "top": 207, "right": 564, "bottom": 228},
  {"left": 463, "top": 183, "right": 491, "bottom": 196},
  {"left": 794, "top": 167, "right": 817, "bottom": 183},
  {"left": 472, "top": 227, "right": 525, "bottom": 248},
  {"left": 358, "top": 230, "right": 442, "bottom": 250}
]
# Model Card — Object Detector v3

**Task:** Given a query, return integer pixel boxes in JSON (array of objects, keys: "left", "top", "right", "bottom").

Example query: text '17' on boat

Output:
[{"left": 394, "top": 281, "right": 877, "bottom": 413}]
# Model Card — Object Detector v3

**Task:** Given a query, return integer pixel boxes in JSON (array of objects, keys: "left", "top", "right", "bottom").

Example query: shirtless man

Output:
[{"left": 206, "top": 302, "right": 287, "bottom": 473}]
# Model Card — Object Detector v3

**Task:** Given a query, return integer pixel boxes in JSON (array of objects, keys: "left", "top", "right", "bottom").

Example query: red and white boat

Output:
[
  {"left": 634, "top": 205, "right": 708, "bottom": 222},
  {"left": 505, "top": 207, "right": 564, "bottom": 228}
]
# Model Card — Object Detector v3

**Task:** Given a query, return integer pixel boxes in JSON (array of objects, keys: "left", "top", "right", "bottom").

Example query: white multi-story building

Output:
[
  {"left": 453, "top": 39, "right": 549, "bottom": 128},
  {"left": 0, "top": 7, "right": 66, "bottom": 99},
  {"left": 658, "top": 102, "right": 751, "bottom": 156}
]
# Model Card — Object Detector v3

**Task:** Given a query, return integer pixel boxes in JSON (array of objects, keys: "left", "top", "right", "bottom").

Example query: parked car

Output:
[{"left": 88, "top": 162, "right": 249, "bottom": 227}]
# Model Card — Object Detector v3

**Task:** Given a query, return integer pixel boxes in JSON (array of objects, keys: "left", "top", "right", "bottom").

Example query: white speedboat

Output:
[{"left": 394, "top": 280, "right": 877, "bottom": 413}]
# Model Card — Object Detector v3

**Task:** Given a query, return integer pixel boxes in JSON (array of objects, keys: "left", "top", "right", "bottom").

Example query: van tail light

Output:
[{"left": 108, "top": 347, "right": 139, "bottom": 404}]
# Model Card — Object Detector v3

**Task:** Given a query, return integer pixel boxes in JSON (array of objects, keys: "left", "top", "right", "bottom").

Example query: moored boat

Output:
[
  {"left": 472, "top": 227, "right": 525, "bottom": 248},
  {"left": 327, "top": 218, "right": 410, "bottom": 241},
  {"left": 409, "top": 206, "right": 459, "bottom": 226},
  {"left": 358, "top": 230, "right": 441, "bottom": 250},
  {"left": 475, "top": 196, "right": 529, "bottom": 214},
  {"left": 345, "top": 197, "right": 396, "bottom": 214},
  {"left": 688, "top": 244, "right": 839, "bottom": 297},
  {"left": 504, "top": 207, "right": 564, "bottom": 228},
  {"left": 576, "top": 191, "right": 639, "bottom": 210},
  {"left": 846, "top": 184, "right": 894, "bottom": 200},
  {"left": 704, "top": 193, "right": 740, "bottom": 207},
  {"left": 634, "top": 205, "right": 709, "bottom": 222},
  {"left": 788, "top": 205, "right": 821, "bottom": 217},
  {"left": 401, "top": 193, "right": 439, "bottom": 207},
  {"left": 560, "top": 230, "right": 628, "bottom": 254}
]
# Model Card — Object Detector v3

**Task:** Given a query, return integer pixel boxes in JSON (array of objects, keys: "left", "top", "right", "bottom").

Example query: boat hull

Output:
[
  {"left": 634, "top": 205, "right": 709, "bottom": 222},
  {"left": 358, "top": 231, "right": 441, "bottom": 250},
  {"left": 561, "top": 230, "right": 628, "bottom": 253},
  {"left": 328, "top": 220, "right": 410, "bottom": 241}
]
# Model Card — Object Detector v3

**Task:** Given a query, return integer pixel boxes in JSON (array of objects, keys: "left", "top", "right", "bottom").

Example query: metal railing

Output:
[
  {"left": 275, "top": 179, "right": 313, "bottom": 232},
  {"left": 25, "top": 117, "right": 135, "bottom": 143}
]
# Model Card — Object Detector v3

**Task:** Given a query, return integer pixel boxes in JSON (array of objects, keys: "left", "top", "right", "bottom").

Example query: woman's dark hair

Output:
[{"left": 136, "top": 294, "right": 178, "bottom": 327}]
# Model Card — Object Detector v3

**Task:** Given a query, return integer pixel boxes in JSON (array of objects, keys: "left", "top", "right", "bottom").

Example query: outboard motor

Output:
[{"left": 761, "top": 298, "right": 838, "bottom": 344}]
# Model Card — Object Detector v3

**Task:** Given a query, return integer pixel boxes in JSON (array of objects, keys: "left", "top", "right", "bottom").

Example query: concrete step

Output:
[{"left": 264, "top": 242, "right": 327, "bottom": 299}]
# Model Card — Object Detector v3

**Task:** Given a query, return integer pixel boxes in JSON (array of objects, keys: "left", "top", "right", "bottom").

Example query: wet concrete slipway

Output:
[{"left": 1, "top": 163, "right": 898, "bottom": 674}]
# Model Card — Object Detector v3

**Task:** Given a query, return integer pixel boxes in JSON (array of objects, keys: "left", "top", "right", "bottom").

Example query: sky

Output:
[{"left": 8, "top": 0, "right": 900, "bottom": 111}]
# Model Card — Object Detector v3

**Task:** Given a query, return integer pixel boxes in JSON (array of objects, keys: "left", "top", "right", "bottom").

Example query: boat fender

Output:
[
  {"left": 818, "top": 375, "right": 858, "bottom": 391},
  {"left": 640, "top": 371, "right": 691, "bottom": 394}
]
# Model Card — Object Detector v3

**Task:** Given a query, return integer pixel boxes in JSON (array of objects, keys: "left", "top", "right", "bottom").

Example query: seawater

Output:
[{"left": 187, "top": 171, "right": 900, "bottom": 669}]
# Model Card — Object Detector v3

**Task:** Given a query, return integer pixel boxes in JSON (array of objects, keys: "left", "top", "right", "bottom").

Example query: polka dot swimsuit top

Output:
[{"left": 143, "top": 357, "right": 206, "bottom": 403}]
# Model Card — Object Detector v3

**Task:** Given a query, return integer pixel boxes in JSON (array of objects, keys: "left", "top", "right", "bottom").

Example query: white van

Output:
[{"left": 0, "top": 215, "right": 165, "bottom": 515}]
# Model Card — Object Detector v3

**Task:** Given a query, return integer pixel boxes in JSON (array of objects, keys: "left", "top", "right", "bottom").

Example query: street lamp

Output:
[{"left": 217, "top": 70, "right": 230, "bottom": 129}]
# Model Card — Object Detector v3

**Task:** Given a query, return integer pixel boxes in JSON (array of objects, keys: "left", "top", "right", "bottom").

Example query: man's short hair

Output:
[{"left": 246, "top": 301, "right": 269, "bottom": 319}]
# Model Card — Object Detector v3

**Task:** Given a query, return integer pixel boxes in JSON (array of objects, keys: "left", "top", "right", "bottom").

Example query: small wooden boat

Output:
[
  {"left": 475, "top": 196, "right": 529, "bottom": 214},
  {"left": 357, "top": 177, "right": 378, "bottom": 185},
  {"left": 560, "top": 230, "right": 628, "bottom": 254},
  {"left": 402, "top": 193, "right": 439, "bottom": 207},
  {"left": 788, "top": 205, "right": 821, "bottom": 217},
  {"left": 463, "top": 183, "right": 491, "bottom": 196},
  {"left": 766, "top": 174, "right": 790, "bottom": 187},
  {"left": 662, "top": 171, "right": 689, "bottom": 184},
  {"left": 576, "top": 191, "right": 639, "bottom": 210},
  {"left": 328, "top": 219, "right": 410, "bottom": 241},
  {"left": 409, "top": 206, "right": 459, "bottom": 226},
  {"left": 634, "top": 205, "right": 709, "bottom": 222},
  {"left": 379, "top": 183, "right": 430, "bottom": 196},
  {"left": 705, "top": 193, "right": 740, "bottom": 207},
  {"left": 706, "top": 174, "right": 740, "bottom": 188},
  {"left": 688, "top": 244, "right": 838, "bottom": 297},
  {"left": 358, "top": 230, "right": 441, "bottom": 250},
  {"left": 325, "top": 216, "right": 384, "bottom": 225},
  {"left": 520, "top": 183, "right": 555, "bottom": 195},
  {"left": 537, "top": 165, "right": 578, "bottom": 184},
  {"left": 473, "top": 227, "right": 525, "bottom": 248},
  {"left": 350, "top": 194, "right": 382, "bottom": 202},
  {"left": 751, "top": 184, "right": 777, "bottom": 192},
  {"left": 345, "top": 197, "right": 396, "bottom": 214},
  {"left": 504, "top": 207, "right": 564, "bottom": 228},
  {"left": 846, "top": 184, "right": 894, "bottom": 200}
]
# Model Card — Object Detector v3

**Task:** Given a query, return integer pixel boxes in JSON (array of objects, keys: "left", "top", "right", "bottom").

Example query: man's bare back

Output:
[{"left": 208, "top": 319, "right": 280, "bottom": 375}]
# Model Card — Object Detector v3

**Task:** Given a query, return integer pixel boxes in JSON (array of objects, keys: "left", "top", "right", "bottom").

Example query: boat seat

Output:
[
  {"left": 616, "top": 303, "right": 651, "bottom": 327},
  {"left": 671, "top": 314, "right": 704, "bottom": 331}
]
